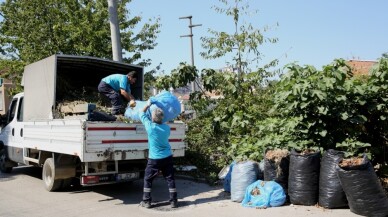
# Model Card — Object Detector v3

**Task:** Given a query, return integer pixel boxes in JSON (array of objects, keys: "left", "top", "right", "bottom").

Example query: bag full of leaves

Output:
[
  {"left": 242, "top": 180, "right": 286, "bottom": 208},
  {"left": 264, "top": 149, "right": 289, "bottom": 195},
  {"left": 231, "top": 161, "right": 259, "bottom": 202},
  {"left": 288, "top": 149, "right": 320, "bottom": 205},
  {"left": 221, "top": 162, "right": 235, "bottom": 193},
  {"left": 336, "top": 155, "right": 388, "bottom": 217},
  {"left": 318, "top": 149, "right": 348, "bottom": 208},
  {"left": 124, "top": 90, "right": 181, "bottom": 123}
]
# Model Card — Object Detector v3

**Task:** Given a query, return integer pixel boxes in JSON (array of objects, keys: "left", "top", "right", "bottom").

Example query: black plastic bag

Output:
[
  {"left": 336, "top": 155, "right": 388, "bottom": 217},
  {"left": 319, "top": 149, "right": 348, "bottom": 208},
  {"left": 88, "top": 110, "right": 117, "bottom": 121},
  {"left": 263, "top": 151, "right": 289, "bottom": 193},
  {"left": 288, "top": 149, "right": 320, "bottom": 205}
]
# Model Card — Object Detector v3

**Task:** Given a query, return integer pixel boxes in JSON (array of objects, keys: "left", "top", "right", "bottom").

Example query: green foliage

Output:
[
  {"left": 272, "top": 60, "right": 354, "bottom": 149},
  {"left": 185, "top": 114, "right": 230, "bottom": 171},
  {"left": 363, "top": 57, "right": 388, "bottom": 162},
  {"left": 143, "top": 63, "right": 162, "bottom": 99},
  {"left": 155, "top": 63, "right": 198, "bottom": 90},
  {"left": 188, "top": 91, "right": 212, "bottom": 116},
  {"left": 156, "top": 0, "right": 280, "bottom": 168},
  {"left": 0, "top": 0, "right": 161, "bottom": 90},
  {"left": 271, "top": 57, "right": 388, "bottom": 161},
  {"left": 184, "top": 69, "right": 277, "bottom": 163},
  {"left": 0, "top": 59, "right": 25, "bottom": 95},
  {"left": 201, "top": 0, "right": 278, "bottom": 78},
  {"left": 336, "top": 138, "right": 371, "bottom": 158}
]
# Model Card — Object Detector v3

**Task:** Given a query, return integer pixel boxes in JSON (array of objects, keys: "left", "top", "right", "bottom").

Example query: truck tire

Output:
[
  {"left": 42, "top": 158, "right": 63, "bottom": 191},
  {"left": 0, "top": 149, "right": 13, "bottom": 173},
  {"left": 61, "top": 178, "right": 73, "bottom": 189}
]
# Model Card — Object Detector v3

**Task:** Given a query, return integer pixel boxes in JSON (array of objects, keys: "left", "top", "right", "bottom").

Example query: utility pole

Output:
[
  {"left": 108, "top": 0, "right": 122, "bottom": 62},
  {"left": 179, "top": 15, "right": 201, "bottom": 93}
]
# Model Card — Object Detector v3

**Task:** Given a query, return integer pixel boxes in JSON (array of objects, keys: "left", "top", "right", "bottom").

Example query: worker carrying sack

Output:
[
  {"left": 125, "top": 90, "right": 181, "bottom": 123},
  {"left": 242, "top": 180, "right": 286, "bottom": 208}
]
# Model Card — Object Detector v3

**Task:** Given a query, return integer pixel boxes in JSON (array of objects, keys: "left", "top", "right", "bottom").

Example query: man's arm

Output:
[
  {"left": 120, "top": 89, "right": 135, "bottom": 101},
  {"left": 140, "top": 103, "right": 151, "bottom": 127},
  {"left": 142, "top": 103, "right": 150, "bottom": 112}
]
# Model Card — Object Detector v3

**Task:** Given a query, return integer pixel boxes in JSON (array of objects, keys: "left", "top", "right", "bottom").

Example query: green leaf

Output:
[
  {"left": 377, "top": 104, "right": 384, "bottom": 111},
  {"left": 336, "top": 95, "right": 347, "bottom": 101},
  {"left": 349, "top": 115, "right": 367, "bottom": 124},
  {"left": 318, "top": 106, "right": 328, "bottom": 115},
  {"left": 300, "top": 102, "right": 309, "bottom": 109},
  {"left": 312, "top": 90, "right": 326, "bottom": 101},
  {"left": 341, "top": 112, "right": 349, "bottom": 120}
]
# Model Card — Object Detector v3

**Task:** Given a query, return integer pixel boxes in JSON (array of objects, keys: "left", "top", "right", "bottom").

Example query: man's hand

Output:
[
  {"left": 142, "top": 103, "right": 150, "bottom": 112},
  {"left": 129, "top": 100, "right": 136, "bottom": 108}
]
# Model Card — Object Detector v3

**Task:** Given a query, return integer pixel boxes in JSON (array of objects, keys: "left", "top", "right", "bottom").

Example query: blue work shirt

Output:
[
  {"left": 140, "top": 111, "right": 172, "bottom": 159},
  {"left": 101, "top": 74, "right": 131, "bottom": 93}
]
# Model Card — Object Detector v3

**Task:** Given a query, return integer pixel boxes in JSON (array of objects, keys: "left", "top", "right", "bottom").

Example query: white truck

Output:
[{"left": 0, "top": 55, "right": 186, "bottom": 191}]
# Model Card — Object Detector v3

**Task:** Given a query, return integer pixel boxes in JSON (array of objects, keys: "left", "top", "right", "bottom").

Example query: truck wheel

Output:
[
  {"left": 0, "top": 149, "right": 13, "bottom": 173},
  {"left": 42, "top": 158, "right": 63, "bottom": 191}
]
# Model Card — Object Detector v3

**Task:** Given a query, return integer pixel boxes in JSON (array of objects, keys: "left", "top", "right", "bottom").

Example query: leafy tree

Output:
[
  {"left": 0, "top": 58, "right": 24, "bottom": 95},
  {"left": 155, "top": 63, "right": 198, "bottom": 91},
  {"left": 154, "top": 0, "right": 280, "bottom": 166},
  {"left": 363, "top": 57, "right": 388, "bottom": 162},
  {"left": 271, "top": 58, "right": 387, "bottom": 163},
  {"left": 200, "top": 0, "right": 278, "bottom": 82},
  {"left": 0, "top": 0, "right": 160, "bottom": 89},
  {"left": 191, "top": 0, "right": 279, "bottom": 162}
]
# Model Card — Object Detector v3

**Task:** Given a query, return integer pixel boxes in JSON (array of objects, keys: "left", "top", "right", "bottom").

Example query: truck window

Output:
[
  {"left": 8, "top": 98, "right": 18, "bottom": 123},
  {"left": 17, "top": 97, "right": 24, "bottom": 122}
]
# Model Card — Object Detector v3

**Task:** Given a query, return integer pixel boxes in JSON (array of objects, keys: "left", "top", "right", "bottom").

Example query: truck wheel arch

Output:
[
  {"left": 40, "top": 152, "right": 78, "bottom": 191},
  {"left": 38, "top": 151, "right": 52, "bottom": 167}
]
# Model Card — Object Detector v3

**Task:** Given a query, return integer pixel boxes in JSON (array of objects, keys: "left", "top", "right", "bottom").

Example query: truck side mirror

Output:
[{"left": 0, "top": 114, "right": 7, "bottom": 129}]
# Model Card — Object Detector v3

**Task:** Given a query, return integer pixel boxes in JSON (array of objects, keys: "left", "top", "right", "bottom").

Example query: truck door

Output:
[
  {"left": 1, "top": 98, "right": 18, "bottom": 145},
  {"left": 3, "top": 96, "right": 24, "bottom": 163},
  {"left": 13, "top": 97, "right": 24, "bottom": 146}
]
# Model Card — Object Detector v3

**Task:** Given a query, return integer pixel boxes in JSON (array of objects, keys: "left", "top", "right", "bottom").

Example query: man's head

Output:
[
  {"left": 152, "top": 107, "right": 164, "bottom": 124},
  {"left": 127, "top": 71, "right": 138, "bottom": 85}
]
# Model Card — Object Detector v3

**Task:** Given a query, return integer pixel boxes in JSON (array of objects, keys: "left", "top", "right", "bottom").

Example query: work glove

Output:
[{"left": 129, "top": 100, "right": 136, "bottom": 108}]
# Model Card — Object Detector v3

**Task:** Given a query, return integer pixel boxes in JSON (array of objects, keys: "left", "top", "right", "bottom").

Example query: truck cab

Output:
[{"left": 0, "top": 93, "right": 23, "bottom": 172}]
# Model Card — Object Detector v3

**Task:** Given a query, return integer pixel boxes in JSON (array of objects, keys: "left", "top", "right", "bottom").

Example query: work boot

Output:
[
  {"left": 170, "top": 200, "right": 178, "bottom": 208},
  {"left": 140, "top": 200, "right": 152, "bottom": 209}
]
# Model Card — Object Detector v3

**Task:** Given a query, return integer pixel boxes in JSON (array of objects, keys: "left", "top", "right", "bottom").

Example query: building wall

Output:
[{"left": 346, "top": 60, "right": 377, "bottom": 76}]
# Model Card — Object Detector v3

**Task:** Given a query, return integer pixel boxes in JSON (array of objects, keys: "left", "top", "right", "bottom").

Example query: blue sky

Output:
[{"left": 130, "top": 0, "right": 388, "bottom": 75}]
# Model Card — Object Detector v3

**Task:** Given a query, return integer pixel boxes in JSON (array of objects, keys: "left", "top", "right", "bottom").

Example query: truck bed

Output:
[{"left": 23, "top": 119, "right": 186, "bottom": 162}]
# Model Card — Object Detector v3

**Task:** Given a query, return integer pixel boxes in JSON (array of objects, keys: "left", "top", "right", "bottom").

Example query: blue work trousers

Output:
[
  {"left": 98, "top": 81, "right": 125, "bottom": 114},
  {"left": 143, "top": 155, "right": 177, "bottom": 202}
]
